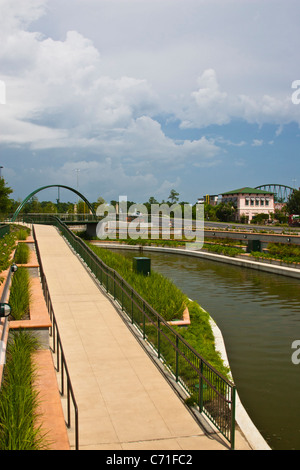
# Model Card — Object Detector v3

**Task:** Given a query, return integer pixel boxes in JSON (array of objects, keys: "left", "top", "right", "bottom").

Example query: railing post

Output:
[
  {"left": 230, "top": 386, "right": 236, "bottom": 450},
  {"left": 121, "top": 279, "right": 124, "bottom": 311},
  {"left": 142, "top": 301, "right": 146, "bottom": 339},
  {"left": 199, "top": 359, "right": 203, "bottom": 413},
  {"left": 113, "top": 271, "right": 116, "bottom": 300},
  {"left": 157, "top": 318, "right": 161, "bottom": 359},
  {"left": 175, "top": 336, "right": 179, "bottom": 382}
]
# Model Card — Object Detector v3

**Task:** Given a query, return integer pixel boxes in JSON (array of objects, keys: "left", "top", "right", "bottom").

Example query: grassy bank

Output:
[
  {"left": 86, "top": 242, "right": 230, "bottom": 378},
  {"left": 88, "top": 243, "right": 186, "bottom": 321}
]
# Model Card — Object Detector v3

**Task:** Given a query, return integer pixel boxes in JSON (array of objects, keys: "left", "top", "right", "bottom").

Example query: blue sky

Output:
[{"left": 0, "top": 0, "right": 300, "bottom": 204}]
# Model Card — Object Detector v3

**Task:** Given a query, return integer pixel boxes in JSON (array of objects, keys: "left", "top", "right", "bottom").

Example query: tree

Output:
[
  {"left": 168, "top": 189, "right": 179, "bottom": 204},
  {"left": 0, "top": 179, "right": 13, "bottom": 214},
  {"left": 286, "top": 189, "right": 300, "bottom": 214},
  {"left": 215, "top": 202, "right": 237, "bottom": 222}
]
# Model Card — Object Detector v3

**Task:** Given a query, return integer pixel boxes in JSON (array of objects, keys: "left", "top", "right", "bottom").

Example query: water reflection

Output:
[{"left": 106, "top": 247, "right": 300, "bottom": 450}]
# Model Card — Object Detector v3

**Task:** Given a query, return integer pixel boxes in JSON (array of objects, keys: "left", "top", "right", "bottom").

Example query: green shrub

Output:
[
  {"left": 0, "top": 331, "right": 48, "bottom": 450},
  {"left": 9, "top": 267, "right": 31, "bottom": 320},
  {"left": 15, "top": 229, "right": 29, "bottom": 241},
  {"left": 14, "top": 243, "right": 30, "bottom": 264},
  {"left": 202, "top": 243, "right": 244, "bottom": 257},
  {"left": 251, "top": 242, "right": 300, "bottom": 264},
  {"left": 88, "top": 243, "right": 187, "bottom": 321}
]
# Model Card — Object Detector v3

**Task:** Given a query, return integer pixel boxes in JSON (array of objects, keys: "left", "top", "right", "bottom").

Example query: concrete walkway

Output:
[{"left": 34, "top": 224, "right": 251, "bottom": 450}]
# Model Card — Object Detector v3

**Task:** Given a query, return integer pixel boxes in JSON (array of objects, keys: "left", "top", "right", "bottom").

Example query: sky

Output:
[{"left": 0, "top": 0, "right": 300, "bottom": 205}]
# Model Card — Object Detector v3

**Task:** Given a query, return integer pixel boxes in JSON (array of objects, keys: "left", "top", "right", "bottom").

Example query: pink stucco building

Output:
[{"left": 221, "top": 187, "right": 275, "bottom": 222}]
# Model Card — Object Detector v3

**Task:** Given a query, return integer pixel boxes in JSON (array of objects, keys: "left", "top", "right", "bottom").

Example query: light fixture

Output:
[
  {"left": 11, "top": 263, "right": 18, "bottom": 273},
  {"left": 0, "top": 303, "right": 11, "bottom": 317}
]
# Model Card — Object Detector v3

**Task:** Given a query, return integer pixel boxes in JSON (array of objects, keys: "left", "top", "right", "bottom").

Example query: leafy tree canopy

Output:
[{"left": 286, "top": 189, "right": 300, "bottom": 215}]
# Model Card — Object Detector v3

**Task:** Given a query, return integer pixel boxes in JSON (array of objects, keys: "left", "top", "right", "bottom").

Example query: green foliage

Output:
[
  {"left": 286, "top": 189, "right": 300, "bottom": 215},
  {"left": 86, "top": 243, "right": 231, "bottom": 379},
  {"left": 14, "top": 243, "right": 30, "bottom": 264},
  {"left": 202, "top": 243, "right": 244, "bottom": 257},
  {"left": 180, "top": 301, "right": 230, "bottom": 378},
  {"left": 0, "top": 331, "right": 48, "bottom": 450},
  {"left": 250, "top": 213, "right": 270, "bottom": 224},
  {"left": 0, "top": 225, "right": 30, "bottom": 281},
  {"left": 0, "top": 179, "right": 13, "bottom": 216},
  {"left": 215, "top": 202, "right": 237, "bottom": 222},
  {"left": 9, "top": 267, "right": 31, "bottom": 320},
  {"left": 88, "top": 243, "right": 187, "bottom": 320},
  {"left": 251, "top": 242, "right": 300, "bottom": 264}
]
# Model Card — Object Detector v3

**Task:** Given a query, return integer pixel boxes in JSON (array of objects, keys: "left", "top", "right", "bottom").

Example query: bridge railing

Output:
[{"left": 24, "top": 215, "right": 237, "bottom": 449}]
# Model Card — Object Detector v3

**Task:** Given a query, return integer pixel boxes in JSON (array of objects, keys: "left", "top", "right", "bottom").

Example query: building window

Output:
[
  {"left": 250, "top": 198, "right": 254, "bottom": 206},
  {"left": 255, "top": 198, "right": 259, "bottom": 206},
  {"left": 265, "top": 199, "right": 269, "bottom": 206},
  {"left": 261, "top": 199, "right": 264, "bottom": 206},
  {"left": 245, "top": 198, "right": 249, "bottom": 206}
]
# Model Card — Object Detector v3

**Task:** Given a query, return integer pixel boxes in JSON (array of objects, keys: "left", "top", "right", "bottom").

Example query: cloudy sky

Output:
[{"left": 1, "top": 0, "right": 300, "bottom": 204}]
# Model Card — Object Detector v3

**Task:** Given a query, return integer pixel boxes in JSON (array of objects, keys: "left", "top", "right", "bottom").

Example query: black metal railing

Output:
[
  {"left": 25, "top": 215, "right": 236, "bottom": 449},
  {"left": 32, "top": 225, "right": 79, "bottom": 450}
]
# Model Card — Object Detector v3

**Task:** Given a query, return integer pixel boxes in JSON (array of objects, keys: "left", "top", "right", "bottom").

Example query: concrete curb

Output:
[
  {"left": 91, "top": 242, "right": 300, "bottom": 279},
  {"left": 209, "top": 316, "right": 271, "bottom": 450}
]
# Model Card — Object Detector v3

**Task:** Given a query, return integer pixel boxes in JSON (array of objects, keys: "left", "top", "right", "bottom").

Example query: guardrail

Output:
[
  {"left": 24, "top": 215, "right": 236, "bottom": 449},
  {"left": 32, "top": 225, "right": 79, "bottom": 450}
]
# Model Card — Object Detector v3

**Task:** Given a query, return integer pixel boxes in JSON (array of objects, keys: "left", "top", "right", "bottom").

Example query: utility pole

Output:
[{"left": 0, "top": 81, "right": 5, "bottom": 182}]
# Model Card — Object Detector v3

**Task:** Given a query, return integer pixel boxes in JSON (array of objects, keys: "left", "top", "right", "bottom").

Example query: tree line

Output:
[{"left": 1, "top": 179, "right": 300, "bottom": 223}]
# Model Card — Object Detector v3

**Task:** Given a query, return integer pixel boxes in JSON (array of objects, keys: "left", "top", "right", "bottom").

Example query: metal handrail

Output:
[
  {"left": 32, "top": 226, "right": 79, "bottom": 450},
  {"left": 26, "top": 215, "right": 236, "bottom": 449}
]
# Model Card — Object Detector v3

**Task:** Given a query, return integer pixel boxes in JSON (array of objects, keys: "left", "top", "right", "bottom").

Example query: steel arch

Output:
[
  {"left": 11, "top": 184, "right": 96, "bottom": 221},
  {"left": 255, "top": 184, "right": 294, "bottom": 202}
]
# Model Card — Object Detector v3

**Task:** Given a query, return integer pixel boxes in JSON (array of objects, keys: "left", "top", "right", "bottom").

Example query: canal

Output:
[{"left": 102, "top": 246, "right": 300, "bottom": 450}]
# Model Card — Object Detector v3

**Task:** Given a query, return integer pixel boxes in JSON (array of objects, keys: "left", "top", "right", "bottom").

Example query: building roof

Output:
[{"left": 221, "top": 187, "right": 274, "bottom": 196}]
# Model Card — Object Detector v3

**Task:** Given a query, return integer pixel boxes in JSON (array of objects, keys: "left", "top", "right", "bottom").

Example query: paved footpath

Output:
[{"left": 34, "top": 224, "right": 251, "bottom": 450}]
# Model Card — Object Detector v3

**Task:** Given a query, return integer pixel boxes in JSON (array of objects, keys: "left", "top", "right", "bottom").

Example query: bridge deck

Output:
[{"left": 34, "top": 224, "right": 251, "bottom": 450}]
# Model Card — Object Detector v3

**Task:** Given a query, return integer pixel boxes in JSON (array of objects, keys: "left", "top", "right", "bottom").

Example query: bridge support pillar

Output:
[{"left": 86, "top": 222, "right": 98, "bottom": 239}]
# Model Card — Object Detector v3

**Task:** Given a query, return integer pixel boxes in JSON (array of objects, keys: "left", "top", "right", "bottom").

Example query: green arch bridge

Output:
[{"left": 11, "top": 184, "right": 97, "bottom": 222}]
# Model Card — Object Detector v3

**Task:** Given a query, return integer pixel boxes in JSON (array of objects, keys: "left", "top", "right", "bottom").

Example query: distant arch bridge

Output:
[
  {"left": 11, "top": 184, "right": 97, "bottom": 221},
  {"left": 255, "top": 184, "right": 294, "bottom": 203}
]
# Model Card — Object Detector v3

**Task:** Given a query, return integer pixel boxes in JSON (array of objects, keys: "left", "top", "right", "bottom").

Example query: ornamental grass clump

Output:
[
  {"left": 87, "top": 243, "right": 187, "bottom": 321},
  {"left": 0, "top": 331, "right": 48, "bottom": 450},
  {"left": 9, "top": 267, "right": 31, "bottom": 320},
  {"left": 14, "top": 243, "right": 30, "bottom": 264}
]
